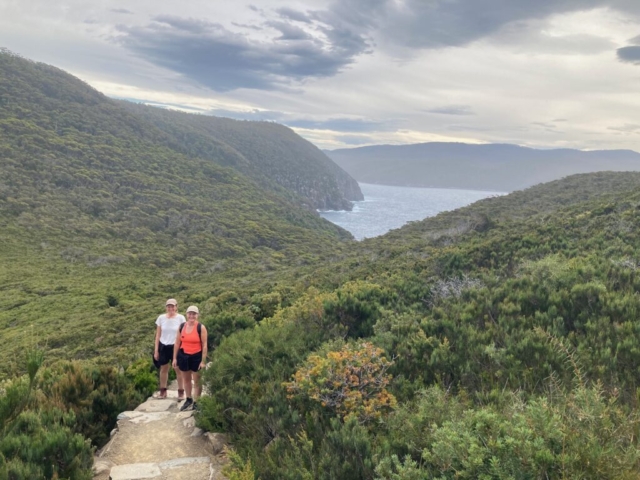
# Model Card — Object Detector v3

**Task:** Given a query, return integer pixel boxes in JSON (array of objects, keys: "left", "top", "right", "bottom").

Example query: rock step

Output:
[{"left": 109, "top": 457, "right": 211, "bottom": 480}]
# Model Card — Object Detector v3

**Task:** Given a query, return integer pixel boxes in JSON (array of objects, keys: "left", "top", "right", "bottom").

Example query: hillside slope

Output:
[
  {"left": 119, "top": 102, "right": 363, "bottom": 210},
  {"left": 326, "top": 142, "right": 640, "bottom": 191},
  {"left": 199, "top": 170, "right": 640, "bottom": 478},
  {"left": 0, "top": 51, "right": 353, "bottom": 370}
]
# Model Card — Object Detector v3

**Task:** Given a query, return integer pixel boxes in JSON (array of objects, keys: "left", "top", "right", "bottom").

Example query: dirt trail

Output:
[{"left": 93, "top": 382, "right": 227, "bottom": 480}]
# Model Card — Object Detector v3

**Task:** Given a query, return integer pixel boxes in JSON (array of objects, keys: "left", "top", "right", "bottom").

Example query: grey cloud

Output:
[
  {"left": 266, "top": 21, "right": 312, "bottom": 40},
  {"left": 608, "top": 124, "right": 640, "bottom": 133},
  {"left": 231, "top": 22, "right": 263, "bottom": 31},
  {"left": 495, "top": 20, "right": 615, "bottom": 55},
  {"left": 275, "top": 7, "right": 312, "bottom": 24},
  {"left": 117, "top": 14, "right": 369, "bottom": 91},
  {"left": 285, "top": 118, "right": 389, "bottom": 132},
  {"left": 617, "top": 46, "right": 640, "bottom": 64},
  {"left": 446, "top": 125, "right": 492, "bottom": 132},
  {"left": 110, "top": 8, "right": 133, "bottom": 14},
  {"left": 335, "top": 134, "right": 374, "bottom": 145},
  {"left": 206, "top": 109, "right": 285, "bottom": 121},
  {"left": 628, "top": 34, "right": 640, "bottom": 45},
  {"left": 310, "top": 0, "right": 640, "bottom": 52},
  {"left": 425, "top": 105, "right": 474, "bottom": 116},
  {"left": 115, "top": 1, "right": 640, "bottom": 94}
]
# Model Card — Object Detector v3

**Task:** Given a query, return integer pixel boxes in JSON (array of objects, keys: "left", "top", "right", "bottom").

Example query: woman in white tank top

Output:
[{"left": 153, "top": 298, "right": 186, "bottom": 399}]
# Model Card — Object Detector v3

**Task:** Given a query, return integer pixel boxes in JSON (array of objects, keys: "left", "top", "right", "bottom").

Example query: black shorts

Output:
[
  {"left": 177, "top": 349, "right": 203, "bottom": 372},
  {"left": 154, "top": 343, "right": 175, "bottom": 368}
]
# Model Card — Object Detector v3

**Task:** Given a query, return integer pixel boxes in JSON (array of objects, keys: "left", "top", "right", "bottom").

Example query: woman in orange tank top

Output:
[{"left": 173, "top": 305, "right": 208, "bottom": 411}]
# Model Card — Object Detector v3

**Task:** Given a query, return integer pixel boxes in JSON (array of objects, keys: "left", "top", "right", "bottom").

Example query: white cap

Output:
[{"left": 186, "top": 305, "right": 199, "bottom": 314}]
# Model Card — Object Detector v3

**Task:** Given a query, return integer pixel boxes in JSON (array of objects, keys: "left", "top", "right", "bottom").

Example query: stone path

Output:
[{"left": 93, "top": 382, "right": 228, "bottom": 480}]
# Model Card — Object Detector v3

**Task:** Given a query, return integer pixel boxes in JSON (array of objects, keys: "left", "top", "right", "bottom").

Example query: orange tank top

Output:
[{"left": 180, "top": 322, "right": 202, "bottom": 355}]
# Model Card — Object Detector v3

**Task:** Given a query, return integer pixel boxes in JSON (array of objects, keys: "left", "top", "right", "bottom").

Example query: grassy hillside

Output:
[
  {"left": 326, "top": 142, "right": 640, "bottom": 191},
  {"left": 0, "top": 50, "right": 355, "bottom": 373},
  {"left": 119, "top": 101, "right": 363, "bottom": 210}
]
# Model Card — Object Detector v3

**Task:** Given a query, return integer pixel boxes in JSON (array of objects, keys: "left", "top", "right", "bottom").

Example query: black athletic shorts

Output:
[
  {"left": 153, "top": 343, "right": 175, "bottom": 368},
  {"left": 177, "top": 349, "right": 203, "bottom": 372}
]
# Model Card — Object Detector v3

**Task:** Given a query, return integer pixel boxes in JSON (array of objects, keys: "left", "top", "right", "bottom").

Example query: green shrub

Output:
[
  {"left": 39, "top": 361, "right": 143, "bottom": 447},
  {"left": 125, "top": 357, "right": 158, "bottom": 398}
]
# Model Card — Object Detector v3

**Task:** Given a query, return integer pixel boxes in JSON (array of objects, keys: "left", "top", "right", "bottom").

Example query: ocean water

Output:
[{"left": 320, "top": 183, "right": 504, "bottom": 240}]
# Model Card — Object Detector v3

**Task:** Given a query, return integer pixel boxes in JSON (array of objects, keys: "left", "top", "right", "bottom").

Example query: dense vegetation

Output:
[
  {"left": 200, "top": 172, "right": 640, "bottom": 479},
  {"left": 4, "top": 50, "right": 640, "bottom": 478}
]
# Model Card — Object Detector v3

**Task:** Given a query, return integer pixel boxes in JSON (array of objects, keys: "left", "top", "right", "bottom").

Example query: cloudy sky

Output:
[{"left": 2, "top": 0, "right": 640, "bottom": 150}]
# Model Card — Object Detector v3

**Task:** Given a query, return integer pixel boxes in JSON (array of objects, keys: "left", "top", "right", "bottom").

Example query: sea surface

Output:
[{"left": 320, "top": 183, "right": 505, "bottom": 240}]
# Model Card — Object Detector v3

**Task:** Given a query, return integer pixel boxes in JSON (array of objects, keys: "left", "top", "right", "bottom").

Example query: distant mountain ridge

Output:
[{"left": 326, "top": 142, "right": 640, "bottom": 191}]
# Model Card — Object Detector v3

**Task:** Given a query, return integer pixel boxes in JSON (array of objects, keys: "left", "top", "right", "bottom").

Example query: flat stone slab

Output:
[
  {"left": 118, "top": 411, "right": 144, "bottom": 420},
  {"left": 175, "top": 411, "right": 194, "bottom": 420},
  {"left": 158, "top": 456, "right": 210, "bottom": 469},
  {"left": 128, "top": 412, "right": 172, "bottom": 425},
  {"left": 109, "top": 463, "right": 161, "bottom": 479},
  {"left": 163, "top": 462, "right": 215, "bottom": 480},
  {"left": 135, "top": 399, "right": 176, "bottom": 413}
]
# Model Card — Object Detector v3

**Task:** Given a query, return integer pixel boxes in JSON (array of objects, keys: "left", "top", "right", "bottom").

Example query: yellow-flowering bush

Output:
[{"left": 286, "top": 342, "right": 396, "bottom": 423}]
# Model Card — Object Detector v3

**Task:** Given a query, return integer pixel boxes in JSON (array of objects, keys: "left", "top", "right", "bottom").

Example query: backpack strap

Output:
[{"left": 179, "top": 322, "right": 202, "bottom": 341}]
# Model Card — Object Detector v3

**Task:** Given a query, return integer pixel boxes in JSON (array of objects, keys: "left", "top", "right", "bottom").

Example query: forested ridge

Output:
[
  {"left": 118, "top": 101, "right": 363, "bottom": 210},
  {"left": 4, "top": 49, "right": 640, "bottom": 479}
]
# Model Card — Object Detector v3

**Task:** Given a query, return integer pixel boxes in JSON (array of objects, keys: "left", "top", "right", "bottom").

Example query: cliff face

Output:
[{"left": 119, "top": 102, "right": 364, "bottom": 211}]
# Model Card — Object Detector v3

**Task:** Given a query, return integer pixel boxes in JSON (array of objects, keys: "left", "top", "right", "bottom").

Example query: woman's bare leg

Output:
[
  {"left": 159, "top": 363, "right": 169, "bottom": 389},
  {"left": 182, "top": 370, "right": 193, "bottom": 398},
  {"left": 192, "top": 372, "right": 201, "bottom": 400},
  {"left": 173, "top": 365, "right": 183, "bottom": 390}
]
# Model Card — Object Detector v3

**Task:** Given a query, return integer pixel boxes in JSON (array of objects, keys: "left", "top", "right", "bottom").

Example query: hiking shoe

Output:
[
  {"left": 177, "top": 389, "right": 185, "bottom": 401},
  {"left": 193, "top": 401, "right": 199, "bottom": 412},
  {"left": 153, "top": 388, "right": 167, "bottom": 399},
  {"left": 180, "top": 397, "right": 193, "bottom": 411}
]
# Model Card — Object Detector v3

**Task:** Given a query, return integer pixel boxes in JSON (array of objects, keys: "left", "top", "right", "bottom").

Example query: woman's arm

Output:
[
  {"left": 199, "top": 325, "right": 208, "bottom": 370},
  {"left": 154, "top": 325, "right": 162, "bottom": 360},
  {"left": 172, "top": 327, "right": 182, "bottom": 369}
]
